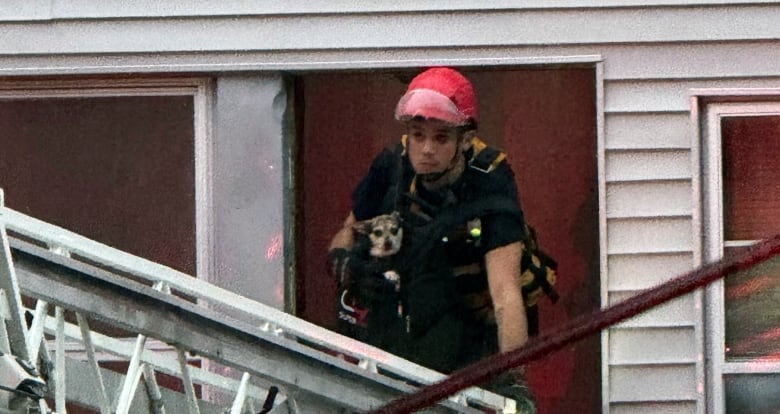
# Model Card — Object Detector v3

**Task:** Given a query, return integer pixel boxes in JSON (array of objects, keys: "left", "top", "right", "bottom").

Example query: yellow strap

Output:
[
  {"left": 469, "top": 137, "right": 507, "bottom": 173},
  {"left": 403, "top": 135, "right": 505, "bottom": 169},
  {"left": 400, "top": 135, "right": 506, "bottom": 194}
]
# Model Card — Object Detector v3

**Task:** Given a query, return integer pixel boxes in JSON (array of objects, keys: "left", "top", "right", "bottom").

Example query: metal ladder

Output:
[{"left": 0, "top": 189, "right": 514, "bottom": 414}]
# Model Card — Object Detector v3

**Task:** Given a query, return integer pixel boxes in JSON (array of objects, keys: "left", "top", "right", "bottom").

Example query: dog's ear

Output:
[
  {"left": 390, "top": 211, "right": 402, "bottom": 223},
  {"left": 352, "top": 219, "right": 373, "bottom": 235}
]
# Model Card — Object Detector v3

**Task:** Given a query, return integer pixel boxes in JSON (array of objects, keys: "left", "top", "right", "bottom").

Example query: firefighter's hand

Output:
[
  {"left": 486, "top": 368, "right": 537, "bottom": 414},
  {"left": 352, "top": 273, "right": 397, "bottom": 306},
  {"left": 328, "top": 248, "right": 396, "bottom": 305}
]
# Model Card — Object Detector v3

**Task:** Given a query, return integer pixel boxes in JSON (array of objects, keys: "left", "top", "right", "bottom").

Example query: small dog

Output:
[
  {"left": 351, "top": 212, "right": 403, "bottom": 307},
  {"left": 352, "top": 211, "right": 403, "bottom": 260}
]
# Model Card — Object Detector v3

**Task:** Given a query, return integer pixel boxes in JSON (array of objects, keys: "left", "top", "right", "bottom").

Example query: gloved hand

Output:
[
  {"left": 351, "top": 271, "right": 398, "bottom": 306},
  {"left": 486, "top": 368, "right": 537, "bottom": 414}
]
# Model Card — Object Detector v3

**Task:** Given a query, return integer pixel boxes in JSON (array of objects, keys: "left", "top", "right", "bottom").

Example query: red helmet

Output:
[{"left": 394, "top": 67, "right": 478, "bottom": 126}]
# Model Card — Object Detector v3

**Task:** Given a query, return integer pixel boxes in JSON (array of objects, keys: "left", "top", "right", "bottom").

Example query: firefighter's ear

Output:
[{"left": 460, "top": 130, "right": 477, "bottom": 152}]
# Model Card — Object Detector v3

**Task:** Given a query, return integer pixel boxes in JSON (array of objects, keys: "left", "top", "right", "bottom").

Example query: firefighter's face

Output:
[{"left": 406, "top": 118, "right": 462, "bottom": 175}]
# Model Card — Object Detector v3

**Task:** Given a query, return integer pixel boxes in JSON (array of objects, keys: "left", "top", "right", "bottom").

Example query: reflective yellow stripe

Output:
[{"left": 471, "top": 136, "right": 488, "bottom": 153}]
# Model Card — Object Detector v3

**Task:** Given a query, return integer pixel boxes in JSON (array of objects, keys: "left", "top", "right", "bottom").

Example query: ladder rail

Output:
[
  {"left": 10, "top": 229, "right": 490, "bottom": 413},
  {"left": 0, "top": 204, "right": 30, "bottom": 360},
  {"left": 1, "top": 202, "right": 509, "bottom": 412}
]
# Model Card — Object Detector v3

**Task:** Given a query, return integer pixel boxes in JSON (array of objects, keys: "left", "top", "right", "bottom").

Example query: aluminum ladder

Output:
[{"left": 0, "top": 189, "right": 514, "bottom": 414}]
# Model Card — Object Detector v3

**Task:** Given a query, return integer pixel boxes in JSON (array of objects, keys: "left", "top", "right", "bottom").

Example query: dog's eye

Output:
[
  {"left": 390, "top": 227, "right": 399, "bottom": 235},
  {"left": 372, "top": 229, "right": 383, "bottom": 237}
]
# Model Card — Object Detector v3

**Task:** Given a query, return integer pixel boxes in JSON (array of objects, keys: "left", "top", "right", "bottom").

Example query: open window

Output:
[
  {"left": 294, "top": 66, "right": 601, "bottom": 413},
  {"left": 701, "top": 100, "right": 780, "bottom": 413}
]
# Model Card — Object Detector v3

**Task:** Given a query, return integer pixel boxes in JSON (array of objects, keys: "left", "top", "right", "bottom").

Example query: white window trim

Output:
[
  {"left": 0, "top": 77, "right": 214, "bottom": 282},
  {"left": 697, "top": 96, "right": 780, "bottom": 413}
]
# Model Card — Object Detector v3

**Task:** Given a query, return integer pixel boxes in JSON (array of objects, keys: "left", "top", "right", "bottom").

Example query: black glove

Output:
[
  {"left": 352, "top": 271, "right": 398, "bottom": 306},
  {"left": 486, "top": 368, "right": 537, "bottom": 414}
]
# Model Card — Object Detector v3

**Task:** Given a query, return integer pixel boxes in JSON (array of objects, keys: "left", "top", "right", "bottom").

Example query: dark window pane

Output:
[
  {"left": 724, "top": 374, "right": 780, "bottom": 414},
  {"left": 722, "top": 115, "right": 780, "bottom": 240},
  {"left": 0, "top": 96, "right": 196, "bottom": 275},
  {"left": 724, "top": 246, "right": 780, "bottom": 360}
]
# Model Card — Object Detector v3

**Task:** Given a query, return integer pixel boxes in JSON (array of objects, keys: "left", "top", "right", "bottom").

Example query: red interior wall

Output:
[
  {"left": 298, "top": 68, "right": 599, "bottom": 413},
  {"left": 722, "top": 115, "right": 780, "bottom": 240},
  {"left": 0, "top": 96, "right": 196, "bottom": 275}
]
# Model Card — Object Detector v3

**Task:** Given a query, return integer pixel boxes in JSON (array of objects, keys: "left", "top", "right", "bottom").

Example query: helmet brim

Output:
[{"left": 394, "top": 88, "right": 470, "bottom": 126}]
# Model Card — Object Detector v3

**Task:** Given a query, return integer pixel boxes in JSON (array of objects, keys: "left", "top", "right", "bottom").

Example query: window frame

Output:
[
  {"left": 699, "top": 97, "right": 780, "bottom": 413},
  {"left": 0, "top": 77, "right": 214, "bottom": 281}
]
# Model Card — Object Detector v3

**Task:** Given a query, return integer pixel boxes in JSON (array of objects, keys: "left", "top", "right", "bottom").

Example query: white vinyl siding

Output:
[
  {"left": 4, "top": 5, "right": 780, "bottom": 54},
  {"left": 611, "top": 402, "right": 697, "bottom": 414},
  {"left": 606, "top": 113, "right": 691, "bottom": 150},
  {"left": 610, "top": 328, "right": 697, "bottom": 364},
  {"left": 607, "top": 181, "right": 692, "bottom": 218},
  {"left": 605, "top": 151, "right": 692, "bottom": 182},
  {"left": 607, "top": 218, "right": 693, "bottom": 255},
  {"left": 611, "top": 365, "right": 698, "bottom": 402},
  {"left": 612, "top": 295, "right": 697, "bottom": 329},
  {"left": 5, "top": 0, "right": 780, "bottom": 20},
  {"left": 607, "top": 254, "right": 693, "bottom": 291},
  {"left": 0, "top": 5, "right": 779, "bottom": 75}
]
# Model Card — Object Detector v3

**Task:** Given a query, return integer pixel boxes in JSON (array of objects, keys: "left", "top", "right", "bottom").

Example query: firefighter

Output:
[{"left": 328, "top": 67, "right": 536, "bottom": 412}]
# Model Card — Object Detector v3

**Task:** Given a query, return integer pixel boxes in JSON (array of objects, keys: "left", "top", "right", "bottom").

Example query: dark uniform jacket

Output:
[{"left": 349, "top": 137, "right": 526, "bottom": 373}]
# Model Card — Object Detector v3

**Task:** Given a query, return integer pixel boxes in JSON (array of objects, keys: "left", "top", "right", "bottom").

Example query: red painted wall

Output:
[
  {"left": 298, "top": 67, "right": 600, "bottom": 413},
  {"left": 0, "top": 96, "right": 196, "bottom": 275}
]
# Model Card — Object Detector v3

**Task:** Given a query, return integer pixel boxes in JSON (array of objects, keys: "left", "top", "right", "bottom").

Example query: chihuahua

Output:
[{"left": 351, "top": 211, "right": 403, "bottom": 293}]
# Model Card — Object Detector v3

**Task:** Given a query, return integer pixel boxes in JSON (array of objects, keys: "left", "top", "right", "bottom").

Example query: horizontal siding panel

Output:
[
  {"left": 608, "top": 253, "right": 693, "bottom": 291},
  {"left": 606, "top": 150, "right": 691, "bottom": 182},
  {"left": 0, "top": 0, "right": 48, "bottom": 20},
  {"left": 610, "top": 364, "right": 697, "bottom": 402},
  {"left": 607, "top": 180, "right": 692, "bottom": 218},
  {"left": 0, "top": 50, "right": 603, "bottom": 76},
  {"left": 601, "top": 42, "right": 780, "bottom": 81},
  {"left": 611, "top": 401, "right": 696, "bottom": 414},
  {"left": 6, "top": 7, "right": 780, "bottom": 55},
  {"left": 618, "top": 298, "right": 696, "bottom": 328},
  {"left": 607, "top": 217, "right": 692, "bottom": 254},
  {"left": 609, "top": 292, "right": 696, "bottom": 327},
  {"left": 609, "top": 327, "right": 696, "bottom": 364},
  {"left": 605, "top": 113, "right": 690, "bottom": 150},
  {"left": 2, "top": 0, "right": 777, "bottom": 20},
  {"left": 2, "top": 41, "right": 780, "bottom": 79},
  {"left": 606, "top": 77, "right": 780, "bottom": 113},
  {"left": 2, "top": 42, "right": 780, "bottom": 78}
]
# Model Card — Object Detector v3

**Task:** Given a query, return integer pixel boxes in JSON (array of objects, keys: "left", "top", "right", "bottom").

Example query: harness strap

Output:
[
  {"left": 398, "top": 194, "right": 522, "bottom": 274},
  {"left": 520, "top": 254, "right": 560, "bottom": 304},
  {"left": 469, "top": 139, "right": 506, "bottom": 173}
]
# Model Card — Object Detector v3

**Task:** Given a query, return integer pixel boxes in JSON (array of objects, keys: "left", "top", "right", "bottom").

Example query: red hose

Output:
[{"left": 367, "top": 234, "right": 780, "bottom": 414}]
